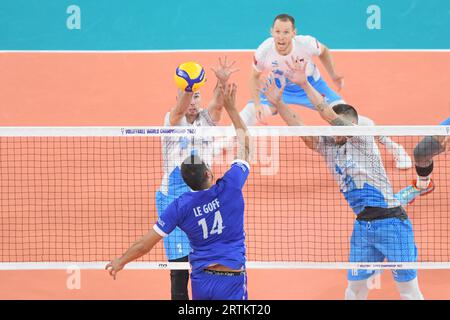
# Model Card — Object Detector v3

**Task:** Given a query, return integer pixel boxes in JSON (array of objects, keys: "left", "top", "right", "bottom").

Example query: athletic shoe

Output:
[
  {"left": 395, "top": 180, "right": 435, "bottom": 206},
  {"left": 391, "top": 143, "right": 412, "bottom": 170}
]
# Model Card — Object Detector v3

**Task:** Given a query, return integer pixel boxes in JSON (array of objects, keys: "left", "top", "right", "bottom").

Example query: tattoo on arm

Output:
[
  {"left": 315, "top": 101, "right": 328, "bottom": 112},
  {"left": 330, "top": 116, "right": 352, "bottom": 126}
]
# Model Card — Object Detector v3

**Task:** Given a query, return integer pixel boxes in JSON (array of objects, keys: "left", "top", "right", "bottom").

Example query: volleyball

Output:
[{"left": 174, "top": 61, "right": 206, "bottom": 92}]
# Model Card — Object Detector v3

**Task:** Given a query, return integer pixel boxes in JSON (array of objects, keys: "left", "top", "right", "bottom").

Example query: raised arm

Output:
[
  {"left": 318, "top": 43, "right": 344, "bottom": 91},
  {"left": 259, "top": 77, "right": 318, "bottom": 150},
  {"left": 285, "top": 58, "right": 353, "bottom": 126},
  {"left": 207, "top": 56, "right": 239, "bottom": 123},
  {"left": 221, "top": 84, "right": 251, "bottom": 163},
  {"left": 169, "top": 91, "right": 193, "bottom": 126}
]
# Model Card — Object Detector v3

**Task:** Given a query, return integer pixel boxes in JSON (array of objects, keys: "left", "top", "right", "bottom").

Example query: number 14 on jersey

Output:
[{"left": 198, "top": 211, "right": 224, "bottom": 239}]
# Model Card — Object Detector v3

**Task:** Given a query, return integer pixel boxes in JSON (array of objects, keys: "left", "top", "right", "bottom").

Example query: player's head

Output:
[
  {"left": 181, "top": 155, "right": 214, "bottom": 191},
  {"left": 331, "top": 104, "right": 359, "bottom": 145},
  {"left": 177, "top": 89, "right": 202, "bottom": 118},
  {"left": 271, "top": 14, "right": 297, "bottom": 55}
]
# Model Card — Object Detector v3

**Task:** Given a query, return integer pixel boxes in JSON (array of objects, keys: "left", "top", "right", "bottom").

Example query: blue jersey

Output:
[
  {"left": 441, "top": 117, "right": 450, "bottom": 126},
  {"left": 154, "top": 160, "right": 250, "bottom": 272}
]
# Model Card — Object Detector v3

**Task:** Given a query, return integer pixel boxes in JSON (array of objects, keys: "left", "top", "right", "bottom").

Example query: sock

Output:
[
  {"left": 396, "top": 278, "right": 424, "bottom": 300},
  {"left": 345, "top": 279, "right": 370, "bottom": 300},
  {"left": 416, "top": 175, "right": 431, "bottom": 189}
]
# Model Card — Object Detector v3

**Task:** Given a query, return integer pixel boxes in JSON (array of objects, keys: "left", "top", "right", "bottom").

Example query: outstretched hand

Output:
[
  {"left": 221, "top": 83, "right": 237, "bottom": 111},
  {"left": 257, "top": 74, "right": 286, "bottom": 108},
  {"left": 332, "top": 75, "right": 345, "bottom": 91},
  {"left": 285, "top": 56, "right": 308, "bottom": 87},
  {"left": 105, "top": 258, "right": 124, "bottom": 280},
  {"left": 211, "top": 56, "right": 239, "bottom": 85}
]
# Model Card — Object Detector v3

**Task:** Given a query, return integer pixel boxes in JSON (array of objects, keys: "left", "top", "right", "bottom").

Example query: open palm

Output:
[
  {"left": 285, "top": 56, "right": 308, "bottom": 86},
  {"left": 211, "top": 56, "right": 239, "bottom": 84},
  {"left": 259, "top": 75, "right": 285, "bottom": 107}
]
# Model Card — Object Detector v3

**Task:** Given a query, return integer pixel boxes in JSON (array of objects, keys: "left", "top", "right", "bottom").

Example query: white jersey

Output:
[
  {"left": 159, "top": 109, "right": 215, "bottom": 196},
  {"left": 316, "top": 135, "right": 401, "bottom": 214},
  {"left": 253, "top": 35, "right": 322, "bottom": 86}
]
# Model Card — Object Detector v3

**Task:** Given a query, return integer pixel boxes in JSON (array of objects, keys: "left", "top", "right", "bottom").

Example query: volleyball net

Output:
[{"left": 0, "top": 125, "right": 449, "bottom": 270}]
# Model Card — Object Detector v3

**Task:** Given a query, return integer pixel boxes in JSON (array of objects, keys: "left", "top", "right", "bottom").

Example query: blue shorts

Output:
[
  {"left": 258, "top": 76, "right": 343, "bottom": 110},
  {"left": 348, "top": 217, "right": 418, "bottom": 283},
  {"left": 191, "top": 269, "right": 248, "bottom": 300},
  {"left": 440, "top": 117, "right": 450, "bottom": 125},
  {"left": 156, "top": 191, "right": 191, "bottom": 260}
]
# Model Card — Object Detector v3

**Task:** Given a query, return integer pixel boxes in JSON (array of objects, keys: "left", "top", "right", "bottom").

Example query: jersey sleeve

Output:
[
  {"left": 253, "top": 38, "right": 272, "bottom": 73},
  {"left": 153, "top": 199, "right": 181, "bottom": 237},
  {"left": 221, "top": 159, "right": 251, "bottom": 190},
  {"left": 300, "top": 35, "right": 322, "bottom": 56}
]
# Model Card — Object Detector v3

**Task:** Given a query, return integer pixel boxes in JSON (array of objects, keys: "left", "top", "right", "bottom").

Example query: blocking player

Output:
[
  {"left": 395, "top": 117, "right": 450, "bottom": 205},
  {"left": 239, "top": 13, "right": 412, "bottom": 169},
  {"left": 260, "top": 58, "right": 424, "bottom": 300},
  {"left": 156, "top": 57, "right": 238, "bottom": 300},
  {"left": 106, "top": 83, "right": 252, "bottom": 300}
]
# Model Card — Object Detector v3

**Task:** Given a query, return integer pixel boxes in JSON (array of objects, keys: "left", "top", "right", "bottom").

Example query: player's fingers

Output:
[
  {"left": 301, "top": 61, "right": 308, "bottom": 72},
  {"left": 229, "top": 68, "right": 240, "bottom": 75},
  {"left": 256, "top": 110, "right": 263, "bottom": 123},
  {"left": 229, "top": 82, "right": 236, "bottom": 95},
  {"left": 259, "top": 75, "right": 268, "bottom": 88},
  {"left": 231, "top": 83, "right": 237, "bottom": 100},
  {"left": 226, "top": 83, "right": 233, "bottom": 97},
  {"left": 290, "top": 55, "right": 297, "bottom": 65},
  {"left": 285, "top": 59, "right": 294, "bottom": 71},
  {"left": 223, "top": 56, "right": 228, "bottom": 67},
  {"left": 220, "top": 82, "right": 226, "bottom": 93},
  {"left": 218, "top": 56, "right": 223, "bottom": 67},
  {"left": 107, "top": 266, "right": 115, "bottom": 278},
  {"left": 280, "top": 81, "right": 287, "bottom": 94},
  {"left": 257, "top": 111, "right": 268, "bottom": 125}
]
